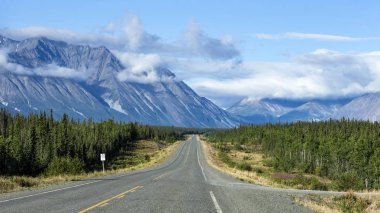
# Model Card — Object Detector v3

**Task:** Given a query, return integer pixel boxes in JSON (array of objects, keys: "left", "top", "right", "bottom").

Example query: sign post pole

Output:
[{"left": 100, "top": 153, "right": 106, "bottom": 173}]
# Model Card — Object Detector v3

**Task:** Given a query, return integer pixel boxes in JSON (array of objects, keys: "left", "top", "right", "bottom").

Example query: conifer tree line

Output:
[
  {"left": 0, "top": 109, "right": 193, "bottom": 176},
  {"left": 206, "top": 119, "right": 380, "bottom": 190}
]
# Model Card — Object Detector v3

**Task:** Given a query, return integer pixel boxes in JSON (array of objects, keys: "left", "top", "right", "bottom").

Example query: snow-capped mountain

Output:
[
  {"left": 334, "top": 93, "right": 380, "bottom": 121},
  {"left": 279, "top": 102, "right": 337, "bottom": 122},
  {"left": 228, "top": 98, "right": 290, "bottom": 124},
  {"left": 0, "top": 35, "right": 238, "bottom": 128},
  {"left": 228, "top": 97, "right": 351, "bottom": 124}
]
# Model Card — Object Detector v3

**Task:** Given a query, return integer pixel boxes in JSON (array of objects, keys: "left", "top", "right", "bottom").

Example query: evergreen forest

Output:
[
  {"left": 0, "top": 109, "right": 193, "bottom": 177},
  {"left": 206, "top": 119, "right": 380, "bottom": 190}
]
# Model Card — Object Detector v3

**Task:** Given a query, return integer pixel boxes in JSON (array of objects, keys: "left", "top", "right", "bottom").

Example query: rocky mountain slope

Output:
[{"left": 0, "top": 35, "right": 238, "bottom": 128}]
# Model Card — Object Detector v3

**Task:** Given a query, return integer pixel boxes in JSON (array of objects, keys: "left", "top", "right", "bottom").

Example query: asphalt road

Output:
[{"left": 0, "top": 136, "right": 313, "bottom": 213}]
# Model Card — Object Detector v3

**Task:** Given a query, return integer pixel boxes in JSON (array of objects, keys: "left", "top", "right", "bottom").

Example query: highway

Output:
[{"left": 0, "top": 136, "right": 312, "bottom": 213}]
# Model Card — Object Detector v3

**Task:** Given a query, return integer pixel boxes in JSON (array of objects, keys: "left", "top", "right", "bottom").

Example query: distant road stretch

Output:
[{"left": 0, "top": 136, "right": 312, "bottom": 213}]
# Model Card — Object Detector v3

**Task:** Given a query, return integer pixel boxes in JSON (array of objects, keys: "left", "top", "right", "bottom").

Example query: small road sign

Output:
[{"left": 100, "top": 153, "right": 106, "bottom": 173}]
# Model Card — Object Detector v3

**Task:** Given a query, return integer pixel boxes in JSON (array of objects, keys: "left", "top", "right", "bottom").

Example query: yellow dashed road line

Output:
[
  {"left": 78, "top": 185, "right": 144, "bottom": 213},
  {"left": 153, "top": 172, "right": 171, "bottom": 181}
]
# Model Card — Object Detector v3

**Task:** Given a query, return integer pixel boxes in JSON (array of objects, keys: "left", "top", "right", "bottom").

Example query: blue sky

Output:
[{"left": 2, "top": 0, "right": 380, "bottom": 107}]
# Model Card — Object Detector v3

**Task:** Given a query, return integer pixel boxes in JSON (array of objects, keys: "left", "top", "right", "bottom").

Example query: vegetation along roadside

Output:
[
  {"left": 202, "top": 120, "right": 380, "bottom": 212},
  {"left": 0, "top": 108, "right": 198, "bottom": 193}
]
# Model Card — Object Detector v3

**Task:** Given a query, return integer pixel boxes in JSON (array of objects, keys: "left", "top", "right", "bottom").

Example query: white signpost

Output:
[{"left": 100, "top": 153, "right": 106, "bottom": 173}]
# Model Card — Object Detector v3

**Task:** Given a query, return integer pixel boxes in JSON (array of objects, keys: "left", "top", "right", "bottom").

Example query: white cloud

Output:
[
  {"left": 182, "top": 49, "right": 380, "bottom": 107},
  {"left": 114, "top": 52, "right": 174, "bottom": 83},
  {"left": 255, "top": 34, "right": 280, "bottom": 40},
  {"left": 184, "top": 21, "right": 240, "bottom": 59},
  {"left": 285, "top": 33, "right": 359, "bottom": 41},
  {"left": 255, "top": 32, "right": 379, "bottom": 42},
  {"left": 0, "top": 49, "right": 87, "bottom": 80},
  {"left": 121, "top": 14, "right": 144, "bottom": 51},
  {"left": 169, "top": 57, "right": 242, "bottom": 80},
  {"left": 102, "top": 13, "right": 162, "bottom": 52},
  {"left": 0, "top": 14, "right": 161, "bottom": 53},
  {"left": 0, "top": 49, "right": 33, "bottom": 75},
  {"left": 1, "top": 17, "right": 240, "bottom": 60},
  {"left": 102, "top": 22, "right": 115, "bottom": 34},
  {"left": 34, "top": 64, "right": 88, "bottom": 80},
  {"left": 1, "top": 26, "right": 122, "bottom": 48}
]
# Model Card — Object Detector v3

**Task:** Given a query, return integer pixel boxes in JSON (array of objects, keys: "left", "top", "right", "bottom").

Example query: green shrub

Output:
[
  {"left": 262, "top": 158, "right": 275, "bottom": 167},
  {"left": 237, "top": 162, "right": 252, "bottom": 171},
  {"left": 46, "top": 157, "right": 84, "bottom": 176},
  {"left": 310, "top": 177, "right": 328, "bottom": 191},
  {"left": 12, "top": 176, "right": 38, "bottom": 188},
  {"left": 272, "top": 173, "right": 324, "bottom": 189},
  {"left": 334, "top": 172, "right": 363, "bottom": 191},
  {"left": 233, "top": 143, "right": 244, "bottom": 151},
  {"left": 144, "top": 154, "right": 151, "bottom": 162},
  {"left": 314, "top": 166, "right": 322, "bottom": 176},
  {"left": 253, "top": 167, "right": 264, "bottom": 174},
  {"left": 218, "top": 151, "right": 236, "bottom": 168},
  {"left": 216, "top": 143, "right": 231, "bottom": 152},
  {"left": 334, "top": 192, "right": 369, "bottom": 213}
]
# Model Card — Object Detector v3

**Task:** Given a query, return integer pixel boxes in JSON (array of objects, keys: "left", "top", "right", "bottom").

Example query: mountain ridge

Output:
[
  {"left": 228, "top": 95, "right": 380, "bottom": 124},
  {"left": 0, "top": 35, "right": 238, "bottom": 128}
]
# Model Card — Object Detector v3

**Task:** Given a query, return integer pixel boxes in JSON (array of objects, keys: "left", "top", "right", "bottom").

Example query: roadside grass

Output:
[
  {"left": 200, "top": 136, "right": 280, "bottom": 187},
  {"left": 200, "top": 136, "right": 330, "bottom": 190},
  {"left": 293, "top": 192, "right": 380, "bottom": 213},
  {"left": 200, "top": 136, "right": 380, "bottom": 212},
  {"left": 0, "top": 139, "right": 182, "bottom": 194}
]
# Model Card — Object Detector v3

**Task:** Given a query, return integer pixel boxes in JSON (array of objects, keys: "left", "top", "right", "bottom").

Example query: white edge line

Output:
[
  {"left": 197, "top": 140, "right": 207, "bottom": 182},
  {"left": 209, "top": 191, "right": 223, "bottom": 213},
  {"left": 0, "top": 180, "right": 102, "bottom": 203}
]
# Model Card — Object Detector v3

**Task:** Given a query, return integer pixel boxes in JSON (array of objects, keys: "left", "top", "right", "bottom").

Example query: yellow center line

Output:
[
  {"left": 153, "top": 175, "right": 162, "bottom": 181},
  {"left": 78, "top": 185, "right": 144, "bottom": 213},
  {"left": 99, "top": 202, "right": 109, "bottom": 208},
  {"left": 153, "top": 171, "right": 171, "bottom": 181},
  {"left": 153, "top": 174, "right": 165, "bottom": 181}
]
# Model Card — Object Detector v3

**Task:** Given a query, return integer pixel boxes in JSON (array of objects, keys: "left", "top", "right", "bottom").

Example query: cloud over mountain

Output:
[
  {"left": 0, "top": 49, "right": 87, "bottom": 80},
  {"left": 186, "top": 49, "right": 380, "bottom": 107}
]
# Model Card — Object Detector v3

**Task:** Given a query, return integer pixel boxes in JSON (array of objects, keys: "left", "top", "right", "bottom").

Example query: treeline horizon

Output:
[
  {"left": 206, "top": 119, "right": 380, "bottom": 190},
  {"left": 0, "top": 108, "right": 199, "bottom": 177}
]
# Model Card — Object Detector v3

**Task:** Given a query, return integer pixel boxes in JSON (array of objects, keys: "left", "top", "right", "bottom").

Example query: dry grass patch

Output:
[
  {"left": 293, "top": 192, "right": 380, "bottom": 213},
  {"left": 0, "top": 175, "right": 85, "bottom": 193},
  {"left": 293, "top": 195, "right": 340, "bottom": 213}
]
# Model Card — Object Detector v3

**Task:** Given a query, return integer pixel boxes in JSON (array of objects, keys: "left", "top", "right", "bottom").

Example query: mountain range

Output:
[
  {"left": 0, "top": 35, "right": 237, "bottom": 128},
  {"left": 1, "top": 35, "right": 380, "bottom": 127},
  {"left": 228, "top": 95, "right": 379, "bottom": 124}
]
